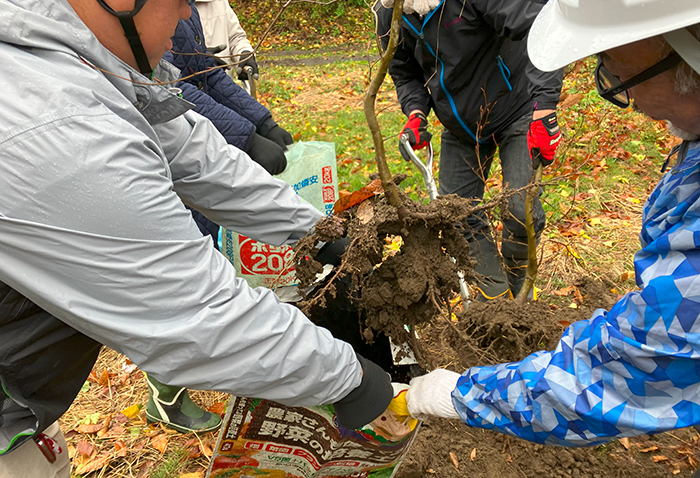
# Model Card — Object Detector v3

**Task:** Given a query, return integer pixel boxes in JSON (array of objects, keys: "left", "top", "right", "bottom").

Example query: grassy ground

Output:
[{"left": 61, "top": 10, "right": 695, "bottom": 478}]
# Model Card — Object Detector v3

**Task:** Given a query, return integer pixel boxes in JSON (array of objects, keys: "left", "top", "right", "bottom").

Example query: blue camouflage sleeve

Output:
[{"left": 452, "top": 142, "right": 700, "bottom": 446}]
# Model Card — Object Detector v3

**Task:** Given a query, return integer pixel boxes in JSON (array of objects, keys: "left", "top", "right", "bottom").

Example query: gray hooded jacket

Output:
[{"left": 0, "top": 0, "right": 361, "bottom": 450}]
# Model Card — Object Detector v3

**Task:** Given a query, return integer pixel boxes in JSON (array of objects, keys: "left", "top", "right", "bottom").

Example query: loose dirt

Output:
[{"left": 397, "top": 281, "right": 699, "bottom": 478}]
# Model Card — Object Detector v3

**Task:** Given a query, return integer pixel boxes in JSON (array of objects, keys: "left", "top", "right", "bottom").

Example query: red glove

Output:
[
  {"left": 527, "top": 111, "right": 561, "bottom": 168},
  {"left": 399, "top": 111, "right": 431, "bottom": 161}
]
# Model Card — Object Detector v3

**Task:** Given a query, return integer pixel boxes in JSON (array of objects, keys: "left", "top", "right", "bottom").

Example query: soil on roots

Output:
[{"left": 294, "top": 178, "right": 478, "bottom": 362}]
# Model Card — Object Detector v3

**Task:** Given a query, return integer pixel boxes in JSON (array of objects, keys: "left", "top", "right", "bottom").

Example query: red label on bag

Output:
[
  {"left": 322, "top": 186, "right": 336, "bottom": 203},
  {"left": 322, "top": 166, "right": 333, "bottom": 184},
  {"left": 238, "top": 235, "right": 295, "bottom": 275}
]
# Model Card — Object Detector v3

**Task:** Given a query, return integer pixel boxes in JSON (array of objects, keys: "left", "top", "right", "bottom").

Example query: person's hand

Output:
[
  {"left": 405, "top": 369, "right": 461, "bottom": 420},
  {"left": 367, "top": 383, "right": 419, "bottom": 441},
  {"left": 527, "top": 110, "right": 561, "bottom": 169},
  {"left": 399, "top": 110, "right": 432, "bottom": 161},
  {"left": 206, "top": 44, "right": 228, "bottom": 67},
  {"left": 246, "top": 133, "right": 287, "bottom": 175},
  {"left": 236, "top": 51, "right": 259, "bottom": 81},
  {"left": 264, "top": 124, "right": 293, "bottom": 151},
  {"left": 258, "top": 118, "right": 293, "bottom": 151},
  {"left": 333, "top": 355, "right": 393, "bottom": 430}
]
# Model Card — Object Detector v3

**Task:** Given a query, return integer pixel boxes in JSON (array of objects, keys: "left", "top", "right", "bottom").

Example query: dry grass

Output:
[{"left": 61, "top": 348, "right": 227, "bottom": 477}]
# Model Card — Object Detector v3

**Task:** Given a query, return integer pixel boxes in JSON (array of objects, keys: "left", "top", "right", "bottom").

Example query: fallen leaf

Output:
[
  {"left": 120, "top": 404, "right": 143, "bottom": 419},
  {"left": 98, "top": 368, "right": 110, "bottom": 386},
  {"left": 356, "top": 200, "right": 374, "bottom": 224},
  {"left": 87, "top": 370, "right": 99, "bottom": 383},
  {"left": 151, "top": 433, "right": 169, "bottom": 454},
  {"left": 620, "top": 271, "right": 635, "bottom": 281},
  {"left": 75, "top": 453, "right": 111, "bottom": 475},
  {"left": 639, "top": 446, "right": 659, "bottom": 453},
  {"left": 80, "top": 412, "right": 102, "bottom": 425},
  {"left": 187, "top": 444, "right": 202, "bottom": 459},
  {"left": 426, "top": 469, "right": 436, "bottom": 474},
  {"left": 559, "top": 320, "right": 572, "bottom": 328},
  {"left": 449, "top": 451, "right": 459, "bottom": 470},
  {"left": 97, "top": 415, "right": 112, "bottom": 437},
  {"left": 75, "top": 423, "right": 104, "bottom": 434},
  {"left": 179, "top": 473, "right": 204, "bottom": 478},
  {"left": 506, "top": 454, "right": 512, "bottom": 463},
  {"left": 651, "top": 455, "right": 669, "bottom": 463},
  {"left": 568, "top": 302, "right": 579, "bottom": 309},
  {"left": 76, "top": 440, "right": 95, "bottom": 458},
  {"left": 333, "top": 178, "right": 383, "bottom": 213},
  {"left": 115, "top": 440, "right": 127, "bottom": 457},
  {"left": 208, "top": 402, "right": 227, "bottom": 417},
  {"left": 470, "top": 448, "right": 477, "bottom": 462},
  {"left": 603, "top": 240, "right": 615, "bottom": 248},
  {"left": 620, "top": 437, "right": 631, "bottom": 449},
  {"left": 553, "top": 286, "right": 574, "bottom": 296},
  {"left": 113, "top": 413, "right": 128, "bottom": 424}
]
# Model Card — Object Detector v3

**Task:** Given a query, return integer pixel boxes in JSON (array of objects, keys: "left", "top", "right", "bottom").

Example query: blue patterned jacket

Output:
[{"left": 453, "top": 140, "right": 700, "bottom": 446}]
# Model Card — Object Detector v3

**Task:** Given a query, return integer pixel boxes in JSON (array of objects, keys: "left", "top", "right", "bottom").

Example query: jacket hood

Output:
[{"left": 0, "top": 0, "right": 192, "bottom": 125}]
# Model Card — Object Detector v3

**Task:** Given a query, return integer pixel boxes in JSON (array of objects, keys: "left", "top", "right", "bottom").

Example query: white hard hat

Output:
[{"left": 527, "top": 0, "right": 700, "bottom": 72}]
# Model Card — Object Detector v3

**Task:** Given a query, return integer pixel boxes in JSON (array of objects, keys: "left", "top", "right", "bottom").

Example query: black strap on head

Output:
[{"left": 96, "top": 0, "right": 152, "bottom": 76}]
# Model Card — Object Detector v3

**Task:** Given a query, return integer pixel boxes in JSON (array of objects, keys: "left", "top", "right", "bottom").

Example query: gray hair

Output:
[{"left": 674, "top": 24, "right": 700, "bottom": 95}]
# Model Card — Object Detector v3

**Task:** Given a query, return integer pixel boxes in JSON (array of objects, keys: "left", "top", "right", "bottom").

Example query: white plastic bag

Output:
[{"left": 221, "top": 141, "right": 338, "bottom": 289}]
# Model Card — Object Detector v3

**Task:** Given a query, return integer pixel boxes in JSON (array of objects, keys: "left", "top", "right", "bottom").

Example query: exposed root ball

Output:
[{"left": 294, "top": 181, "right": 478, "bottom": 356}]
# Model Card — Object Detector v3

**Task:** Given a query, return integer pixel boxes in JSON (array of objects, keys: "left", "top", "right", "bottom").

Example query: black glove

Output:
[
  {"left": 246, "top": 133, "right": 287, "bottom": 175},
  {"left": 236, "top": 51, "right": 259, "bottom": 81},
  {"left": 206, "top": 44, "right": 228, "bottom": 67},
  {"left": 258, "top": 117, "right": 294, "bottom": 151},
  {"left": 333, "top": 354, "right": 393, "bottom": 430},
  {"left": 315, "top": 237, "right": 350, "bottom": 267}
]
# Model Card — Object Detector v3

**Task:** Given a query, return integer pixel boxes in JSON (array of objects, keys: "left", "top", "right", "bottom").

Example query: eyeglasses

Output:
[{"left": 594, "top": 52, "right": 682, "bottom": 108}]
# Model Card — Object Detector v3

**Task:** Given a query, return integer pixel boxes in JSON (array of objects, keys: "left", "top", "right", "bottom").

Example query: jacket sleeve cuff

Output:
[
  {"left": 256, "top": 115, "right": 276, "bottom": 136},
  {"left": 533, "top": 99, "right": 559, "bottom": 111},
  {"left": 333, "top": 354, "right": 393, "bottom": 429}
]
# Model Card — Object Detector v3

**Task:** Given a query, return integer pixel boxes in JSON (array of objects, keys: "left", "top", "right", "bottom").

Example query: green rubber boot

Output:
[{"left": 145, "top": 374, "right": 221, "bottom": 433}]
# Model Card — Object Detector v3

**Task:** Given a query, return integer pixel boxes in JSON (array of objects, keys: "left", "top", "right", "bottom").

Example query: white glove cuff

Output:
[{"left": 406, "top": 369, "right": 461, "bottom": 420}]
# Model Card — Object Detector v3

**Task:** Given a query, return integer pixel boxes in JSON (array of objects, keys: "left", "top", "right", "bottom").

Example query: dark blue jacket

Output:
[
  {"left": 375, "top": 0, "right": 563, "bottom": 146},
  {"left": 163, "top": 5, "right": 271, "bottom": 152}
]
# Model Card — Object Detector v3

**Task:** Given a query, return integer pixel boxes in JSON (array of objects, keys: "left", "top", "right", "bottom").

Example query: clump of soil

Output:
[{"left": 294, "top": 176, "right": 478, "bottom": 358}]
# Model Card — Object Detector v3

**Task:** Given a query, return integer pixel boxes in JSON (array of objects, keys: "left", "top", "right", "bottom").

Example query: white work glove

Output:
[
  {"left": 380, "top": 0, "right": 441, "bottom": 15},
  {"left": 405, "top": 369, "right": 461, "bottom": 420}
]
